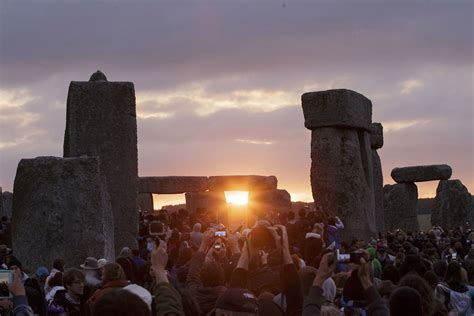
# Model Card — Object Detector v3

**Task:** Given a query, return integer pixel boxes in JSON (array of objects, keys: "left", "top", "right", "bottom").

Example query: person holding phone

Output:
[{"left": 0, "top": 269, "right": 34, "bottom": 316}]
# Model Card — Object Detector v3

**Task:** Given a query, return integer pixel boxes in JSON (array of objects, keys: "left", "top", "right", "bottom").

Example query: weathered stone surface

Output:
[
  {"left": 12, "top": 156, "right": 114, "bottom": 271},
  {"left": 139, "top": 193, "right": 154, "bottom": 212},
  {"left": 372, "top": 150, "right": 384, "bottom": 232},
  {"left": 185, "top": 191, "right": 227, "bottom": 224},
  {"left": 2, "top": 191, "right": 13, "bottom": 220},
  {"left": 249, "top": 189, "right": 292, "bottom": 217},
  {"left": 370, "top": 123, "right": 383, "bottom": 149},
  {"left": 64, "top": 73, "right": 138, "bottom": 253},
  {"left": 391, "top": 164, "right": 452, "bottom": 183},
  {"left": 139, "top": 177, "right": 208, "bottom": 194},
  {"left": 431, "top": 180, "right": 474, "bottom": 229},
  {"left": 208, "top": 175, "right": 277, "bottom": 191},
  {"left": 310, "top": 127, "right": 376, "bottom": 241},
  {"left": 302, "top": 89, "right": 372, "bottom": 131},
  {"left": 384, "top": 183, "right": 419, "bottom": 232},
  {"left": 89, "top": 70, "right": 107, "bottom": 82},
  {"left": 0, "top": 187, "right": 3, "bottom": 218}
]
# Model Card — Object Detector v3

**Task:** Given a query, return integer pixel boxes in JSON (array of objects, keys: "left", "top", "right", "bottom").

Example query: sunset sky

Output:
[{"left": 1, "top": 1, "right": 473, "bottom": 208}]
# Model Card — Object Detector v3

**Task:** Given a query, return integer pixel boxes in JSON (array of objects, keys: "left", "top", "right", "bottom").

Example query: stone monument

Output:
[
  {"left": 11, "top": 156, "right": 114, "bottom": 269},
  {"left": 431, "top": 180, "right": 473, "bottom": 229},
  {"left": 63, "top": 71, "right": 138, "bottom": 252},
  {"left": 370, "top": 123, "right": 384, "bottom": 232},
  {"left": 302, "top": 89, "right": 376, "bottom": 240}
]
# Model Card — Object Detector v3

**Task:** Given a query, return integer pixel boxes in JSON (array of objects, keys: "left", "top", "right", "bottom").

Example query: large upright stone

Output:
[
  {"left": 64, "top": 72, "right": 138, "bottom": 252},
  {"left": 0, "top": 187, "right": 3, "bottom": 218},
  {"left": 12, "top": 156, "right": 114, "bottom": 270},
  {"left": 139, "top": 176, "right": 208, "bottom": 194},
  {"left": 384, "top": 183, "right": 419, "bottom": 232},
  {"left": 248, "top": 189, "right": 292, "bottom": 217},
  {"left": 139, "top": 193, "right": 154, "bottom": 212},
  {"left": 370, "top": 122, "right": 384, "bottom": 232},
  {"left": 208, "top": 175, "right": 277, "bottom": 191},
  {"left": 2, "top": 191, "right": 13, "bottom": 219},
  {"left": 431, "top": 180, "right": 474, "bottom": 229},
  {"left": 372, "top": 151, "right": 384, "bottom": 232},
  {"left": 391, "top": 164, "right": 452, "bottom": 183},
  {"left": 302, "top": 89, "right": 376, "bottom": 241}
]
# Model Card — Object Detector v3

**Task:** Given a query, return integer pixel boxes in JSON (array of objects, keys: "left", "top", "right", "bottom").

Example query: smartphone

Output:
[
  {"left": 0, "top": 270, "right": 12, "bottom": 299},
  {"left": 215, "top": 231, "right": 226, "bottom": 237},
  {"left": 336, "top": 250, "right": 351, "bottom": 263}
]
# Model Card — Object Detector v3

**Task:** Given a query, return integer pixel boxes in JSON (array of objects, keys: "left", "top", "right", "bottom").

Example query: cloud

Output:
[
  {"left": 400, "top": 79, "right": 424, "bottom": 95},
  {"left": 235, "top": 139, "right": 274, "bottom": 145}
]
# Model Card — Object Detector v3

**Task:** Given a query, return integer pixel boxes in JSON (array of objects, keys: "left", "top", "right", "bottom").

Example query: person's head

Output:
[
  {"left": 398, "top": 274, "right": 434, "bottom": 315},
  {"left": 313, "top": 223, "right": 324, "bottom": 234},
  {"left": 116, "top": 257, "right": 135, "bottom": 283},
  {"left": 444, "top": 261, "right": 464, "bottom": 284},
  {"left": 433, "top": 260, "right": 447, "bottom": 279},
  {"left": 201, "top": 261, "right": 225, "bottom": 287},
  {"left": 102, "top": 263, "right": 126, "bottom": 284},
  {"left": 6, "top": 258, "right": 22, "bottom": 274},
  {"left": 215, "top": 287, "right": 258, "bottom": 316},
  {"left": 48, "top": 271, "right": 63, "bottom": 288},
  {"left": 63, "top": 268, "right": 85, "bottom": 297},
  {"left": 376, "top": 247, "right": 387, "bottom": 261},
  {"left": 193, "top": 223, "right": 202, "bottom": 232},
  {"left": 328, "top": 217, "right": 336, "bottom": 226},
  {"left": 119, "top": 247, "right": 132, "bottom": 258},
  {"left": 298, "top": 208, "right": 306, "bottom": 219},
  {"left": 389, "top": 286, "right": 423, "bottom": 316},
  {"left": 53, "top": 258, "right": 65, "bottom": 272},
  {"left": 381, "top": 264, "right": 400, "bottom": 285},
  {"left": 287, "top": 211, "right": 295, "bottom": 221},
  {"left": 93, "top": 290, "right": 151, "bottom": 316}
]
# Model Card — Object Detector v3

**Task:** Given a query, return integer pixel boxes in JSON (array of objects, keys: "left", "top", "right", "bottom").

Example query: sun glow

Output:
[{"left": 224, "top": 191, "right": 249, "bottom": 205}]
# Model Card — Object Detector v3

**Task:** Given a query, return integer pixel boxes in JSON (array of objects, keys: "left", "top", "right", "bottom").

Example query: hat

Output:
[
  {"left": 80, "top": 257, "right": 99, "bottom": 270},
  {"left": 36, "top": 266, "right": 49, "bottom": 278},
  {"left": 216, "top": 287, "right": 258, "bottom": 313},
  {"left": 123, "top": 284, "right": 152, "bottom": 310}
]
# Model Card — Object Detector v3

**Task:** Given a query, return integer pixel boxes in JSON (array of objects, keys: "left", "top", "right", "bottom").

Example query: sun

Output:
[{"left": 224, "top": 191, "right": 249, "bottom": 205}]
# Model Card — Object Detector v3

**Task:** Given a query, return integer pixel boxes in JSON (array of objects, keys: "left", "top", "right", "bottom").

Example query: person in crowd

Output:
[
  {"left": 45, "top": 272, "right": 64, "bottom": 305},
  {"left": 190, "top": 223, "right": 203, "bottom": 250},
  {"left": 435, "top": 261, "right": 474, "bottom": 315},
  {"left": 326, "top": 216, "right": 344, "bottom": 249},
  {"left": 7, "top": 258, "right": 46, "bottom": 316},
  {"left": 79, "top": 257, "right": 101, "bottom": 291},
  {"left": 48, "top": 268, "right": 87, "bottom": 316},
  {"left": 45, "top": 259, "right": 65, "bottom": 295},
  {"left": 87, "top": 263, "right": 129, "bottom": 309}
]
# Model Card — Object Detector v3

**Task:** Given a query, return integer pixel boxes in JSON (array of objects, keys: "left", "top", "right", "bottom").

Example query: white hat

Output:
[{"left": 123, "top": 284, "right": 152, "bottom": 310}]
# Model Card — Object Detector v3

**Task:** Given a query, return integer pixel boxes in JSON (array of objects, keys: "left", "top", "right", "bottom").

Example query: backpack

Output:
[{"left": 436, "top": 283, "right": 470, "bottom": 314}]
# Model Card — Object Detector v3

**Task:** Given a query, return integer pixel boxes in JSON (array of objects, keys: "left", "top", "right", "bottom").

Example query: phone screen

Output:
[
  {"left": 0, "top": 270, "right": 12, "bottom": 298},
  {"left": 215, "top": 231, "right": 226, "bottom": 237}
]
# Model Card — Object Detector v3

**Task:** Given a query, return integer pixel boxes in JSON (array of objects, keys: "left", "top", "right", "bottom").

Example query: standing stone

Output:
[
  {"left": 370, "top": 123, "right": 384, "bottom": 232},
  {"left": 431, "top": 180, "right": 474, "bottom": 229},
  {"left": 384, "top": 183, "right": 419, "bottom": 232},
  {"left": 11, "top": 156, "right": 114, "bottom": 270},
  {"left": 302, "top": 89, "right": 376, "bottom": 241},
  {"left": 2, "top": 191, "right": 13, "bottom": 220},
  {"left": 391, "top": 164, "right": 452, "bottom": 183},
  {"left": 64, "top": 71, "right": 138, "bottom": 252},
  {"left": 139, "top": 193, "right": 154, "bottom": 213},
  {"left": 248, "top": 189, "right": 292, "bottom": 218},
  {"left": 185, "top": 191, "right": 227, "bottom": 225},
  {"left": 0, "top": 187, "right": 3, "bottom": 218}
]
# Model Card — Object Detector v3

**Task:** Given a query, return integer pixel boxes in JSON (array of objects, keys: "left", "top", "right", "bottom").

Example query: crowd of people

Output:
[{"left": 1, "top": 206, "right": 474, "bottom": 315}]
